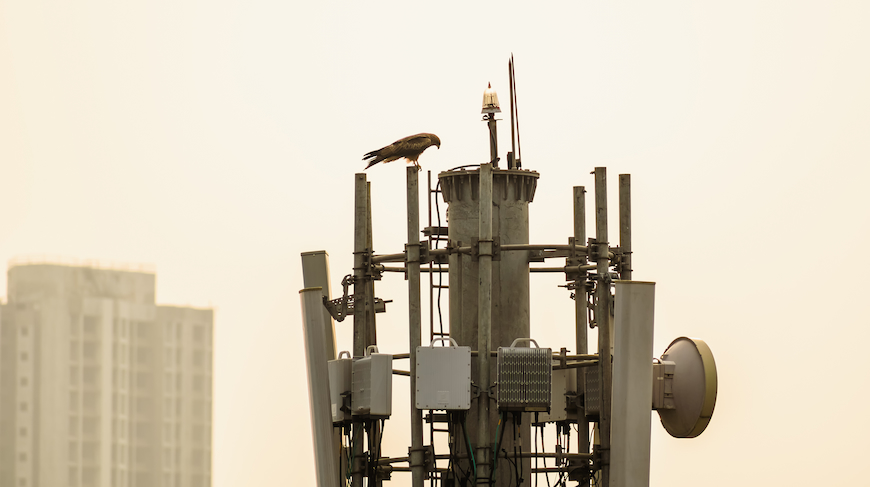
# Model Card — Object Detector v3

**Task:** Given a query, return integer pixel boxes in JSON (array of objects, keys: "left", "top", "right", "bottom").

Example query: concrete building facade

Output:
[{"left": 0, "top": 264, "right": 213, "bottom": 487}]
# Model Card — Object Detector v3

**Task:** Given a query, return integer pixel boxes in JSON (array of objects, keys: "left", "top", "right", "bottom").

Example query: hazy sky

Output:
[{"left": 2, "top": 2, "right": 869, "bottom": 486}]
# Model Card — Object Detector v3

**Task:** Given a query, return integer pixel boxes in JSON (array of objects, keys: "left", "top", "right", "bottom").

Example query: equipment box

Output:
[
  {"left": 352, "top": 346, "right": 393, "bottom": 418},
  {"left": 415, "top": 338, "right": 471, "bottom": 410},
  {"left": 497, "top": 338, "right": 552, "bottom": 412},
  {"left": 328, "top": 351, "right": 353, "bottom": 424}
]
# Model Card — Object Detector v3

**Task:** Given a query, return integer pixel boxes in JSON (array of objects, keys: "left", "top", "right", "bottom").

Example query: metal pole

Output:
[
  {"left": 352, "top": 174, "right": 368, "bottom": 487},
  {"left": 476, "top": 163, "right": 494, "bottom": 483},
  {"left": 619, "top": 175, "right": 632, "bottom": 281},
  {"left": 610, "top": 281, "right": 655, "bottom": 487},
  {"left": 428, "top": 171, "right": 435, "bottom": 342},
  {"left": 487, "top": 114, "right": 498, "bottom": 167},
  {"left": 406, "top": 167, "right": 426, "bottom": 487},
  {"left": 353, "top": 174, "right": 368, "bottom": 357},
  {"left": 594, "top": 167, "right": 612, "bottom": 487},
  {"left": 300, "top": 287, "right": 340, "bottom": 487},
  {"left": 573, "top": 186, "right": 590, "bottom": 484},
  {"left": 366, "top": 181, "right": 383, "bottom": 487},
  {"left": 366, "top": 181, "right": 378, "bottom": 347}
]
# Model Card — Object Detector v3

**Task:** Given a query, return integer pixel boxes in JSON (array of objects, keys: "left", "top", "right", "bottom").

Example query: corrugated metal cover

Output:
[
  {"left": 584, "top": 367, "right": 600, "bottom": 418},
  {"left": 497, "top": 346, "right": 552, "bottom": 412}
]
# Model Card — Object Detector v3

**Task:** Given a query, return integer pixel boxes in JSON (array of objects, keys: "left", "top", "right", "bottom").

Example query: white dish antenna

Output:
[{"left": 656, "top": 337, "right": 718, "bottom": 438}]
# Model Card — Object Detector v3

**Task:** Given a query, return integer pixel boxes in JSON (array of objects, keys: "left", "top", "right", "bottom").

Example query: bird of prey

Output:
[{"left": 363, "top": 133, "right": 441, "bottom": 171}]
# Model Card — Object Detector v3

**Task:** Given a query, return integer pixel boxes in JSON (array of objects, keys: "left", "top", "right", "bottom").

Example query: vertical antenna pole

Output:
[
  {"left": 476, "top": 163, "right": 494, "bottom": 483},
  {"left": 352, "top": 173, "right": 368, "bottom": 487},
  {"left": 573, "top": 186, "right": 590, "bottom": 483},
  {"left": 427, "top": 171, "right": 435, "bottom": 342},
  {"left": 594, "top": 167, "right": 612, "bottom": 487},
  {"left": 366, "top": 181, "right": 377, "bottom": 346},
  {"left": 406, "top": 167, "right": 426, "bottom": 487},
  {"left": 487, "top": 114, "right": 499, "bottom": 167},
  {"left": 618, "top": 175, "right": 632, "bottom": 280},
  {"left": 365, "top": 181, "right": 382, "bottom": 486},
  {"left": 509, "top": 57, "right": 516, "bottom": 170},
  {"left": 512, "top": 56, "right": 522, "bottom": 169},
  {"left": 353, "top": 173, "right": 369, "bottom": 358}
]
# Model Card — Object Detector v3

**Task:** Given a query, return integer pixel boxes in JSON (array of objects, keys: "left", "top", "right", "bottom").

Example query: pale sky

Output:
[{"left": 2, "top": 2, "right": 869, "bottom": 486}]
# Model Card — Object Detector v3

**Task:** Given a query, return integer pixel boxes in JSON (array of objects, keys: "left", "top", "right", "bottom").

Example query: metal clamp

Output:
[{"left": 471, "top": 236, "right": 500, "bottom": 261}]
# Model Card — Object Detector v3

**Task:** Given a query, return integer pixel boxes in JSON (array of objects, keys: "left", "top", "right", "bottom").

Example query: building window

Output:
[
  {"left": 83, "top": 418, "right": 98, "bottom": 437},
  {"left": 84, "top": 367, "right": 98, "bottom": 385},
  {"left": 164, "top": 347, "right": 174, "bottom": 366},
  {"left": 19, "top": 402, "right": 27, "bottom": 412},
  {"left": 20, "top": 352, "right": 28, "bottom": 361},
  {"left": 70, "top": 315, "right": 80, "bottom": 336},
  {"left": 84, "top": 316, "right": 99, "bottom": 335},
  {"left": 20, "top": 327, "right": 28, "bottom": 337},
  {"left": 19, "top": 427, "right": 27, "bottom": 437},
  {"left": 137, "top": 322, "right": 150, "bottom": 340},
  {"left": 20, "top": 377, "right": 28, "bottom": 387},
  {"left": 192, "top": 375, "right": 204, "bottom": 392},
  {"left": 83, "top": 342, "right": 99, "bottom": 360},
  {"left": 83, "top": 392, "right": 98, "bottom": 412}
]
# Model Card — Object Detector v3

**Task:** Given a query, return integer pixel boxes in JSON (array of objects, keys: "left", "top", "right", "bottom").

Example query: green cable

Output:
[
  {"left": 462, "top": 414, "right": 477, "bottom": 484},
  {"left": 491, "top": 412, "right": 505, "bottom": 483}
]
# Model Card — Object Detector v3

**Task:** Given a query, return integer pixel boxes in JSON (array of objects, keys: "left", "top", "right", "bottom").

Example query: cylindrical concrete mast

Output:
[{"left": 439, "top": 166, "right": 539, "bottom": 485}]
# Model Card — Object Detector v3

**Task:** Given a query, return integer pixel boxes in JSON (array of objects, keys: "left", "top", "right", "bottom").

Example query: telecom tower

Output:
[{"left": 300, "top": 58, "right": 718, "bottom": 487}]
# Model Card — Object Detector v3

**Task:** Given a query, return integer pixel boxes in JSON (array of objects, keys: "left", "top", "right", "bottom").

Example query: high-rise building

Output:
[{"left": 0, "top": 263, "right": 213, "bottom": 487}]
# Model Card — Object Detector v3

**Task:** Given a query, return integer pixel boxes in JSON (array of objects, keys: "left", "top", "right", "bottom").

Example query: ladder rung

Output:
[{"left": 432, "top": 284, "right": 449, "bottom": 289}]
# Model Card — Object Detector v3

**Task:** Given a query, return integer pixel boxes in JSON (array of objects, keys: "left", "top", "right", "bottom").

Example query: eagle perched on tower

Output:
[{"left": 363, "top": 133, "right": 441, "bottom": 171}]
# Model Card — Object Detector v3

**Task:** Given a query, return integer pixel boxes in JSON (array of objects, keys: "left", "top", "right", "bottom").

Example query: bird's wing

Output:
[
  {"left": 363, "top": 133, "right": 436, "bottom": 168},
  {"left": 396, "top": 133, "right": 434, "bottom": 150},
  {"left": 393, "top": 134, "right": 435, "bottom": 162}
]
